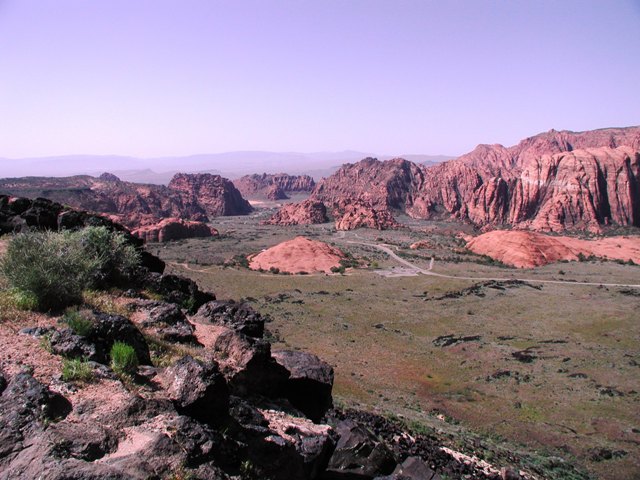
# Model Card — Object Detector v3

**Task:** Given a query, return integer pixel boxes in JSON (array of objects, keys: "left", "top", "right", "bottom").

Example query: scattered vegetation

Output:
[
  {"left": 110, "top": 341, "right": 138, "bottom": 376},
  {"left": 0, "top": 227, "right": 140, "bottom": 311},
  {"left": 61, "top": 358, "right": 94, "bottom": 383},
  {"left": 63, "top": 308, "right": 94, "bottom": 336},
  {"left": 224, "top": 254, "right": 250, "bottom": 269}
]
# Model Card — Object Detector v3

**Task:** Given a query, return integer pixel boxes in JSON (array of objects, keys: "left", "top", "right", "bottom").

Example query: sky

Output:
[{"left": 0, "top": 0, "right": 639, "bottom": 159}]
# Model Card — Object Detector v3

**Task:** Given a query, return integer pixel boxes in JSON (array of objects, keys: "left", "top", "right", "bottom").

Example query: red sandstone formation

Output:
[
  {"left": 269, "top": 127, "right": 640, "bottom": 233},
  {"left": 333, "top": 200, "right": 400, "bottom": 231},
  {"left": 168, "top": 173, "right": 252, "bottom": 218},
  {"left": 249, "top": 236, "right": 344, "bottom": 274},
  {"left": 266, "top": 184, "right": 288, "bottom": 201},
  {"left": 131, "top": 218, "right": 218, "bottom": 243},
  {"left": 0, "top": 172, "right": 253, "bottom": 229},
  {"left": 264, "top": 199, "right": 328, "bottom": 226},
  {"left": 233, "top": 173, "right": 316, "bottom": 199},
  {"left": 466, "top": 230, "right": 640, "bottom": 268}
]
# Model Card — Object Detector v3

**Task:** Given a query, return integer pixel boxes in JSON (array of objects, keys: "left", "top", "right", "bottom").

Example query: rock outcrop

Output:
[
  {"left": 249, "top": 236, "right": 345, "bottom": 274},
  {"left": 167, "top": 173, "right": 252, "bottom": 218},
  {"left": 233, "top": 173, "right": 316, "bottom": 199},
  {"left": 466, "top": 230, "right": 640, "bottom": 268},
  {"left": 266, "top": 184, "right": 289, "bottom": 200},
  {"left": 268, "top": 127, "right": 640, "bottom": 233},
  {"left": 333, "top": 199, "right": 400, "bottom": 231},
  {"left": 0, "top": 172, "right": 252, "bottom": 230},
  {"left": 131, "top": 217, "right": 218, "bottom": 243},
  {"left": 264, "top": 199, "right": 329, "bottom": 226}
]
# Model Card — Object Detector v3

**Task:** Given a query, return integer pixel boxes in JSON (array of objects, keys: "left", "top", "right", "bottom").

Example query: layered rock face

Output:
[
  {"left": 131, "top": 217, "right": 218, "bottom": 243},
  {"left": 268, "top": 127, "right": 640, "bottom": 233},
  {"left": 233, "top": 173, "right": 316, "bottom": 200},
  {"left": 334, "top": 199, "right": 400, "bottom": 231},
  {"left": 0, "top": 172, "right": 253, "bottom": 230},
  {"left": 264, "top": 199, "right": 328, "bottom": 226},
  {"left": 168, "top": 173, "right": 252, "bottom": 218}
]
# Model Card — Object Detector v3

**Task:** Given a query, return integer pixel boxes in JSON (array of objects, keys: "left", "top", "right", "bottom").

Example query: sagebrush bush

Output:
[
  {"left": 63, "top": 308, "right": 94, "bottom": 336},
  {"left": 110, "top": 341, "right": 138, "bottom": 375},
  {"left": 1, "top": 230, "right": 99, "bottom": 310},
  {"left": 78, "top": 226, "right": 140, "bottom": 287},
  {"left": 0, "top": 226, "right": 140, "bottom": 311},
  {"left": 61, "top": 358, "right": 94, "bottom": 382}
]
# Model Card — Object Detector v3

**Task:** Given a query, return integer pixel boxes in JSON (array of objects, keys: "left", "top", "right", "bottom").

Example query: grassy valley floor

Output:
[{"left": 154, "top": 212, "right": 640, "bottom": 479}]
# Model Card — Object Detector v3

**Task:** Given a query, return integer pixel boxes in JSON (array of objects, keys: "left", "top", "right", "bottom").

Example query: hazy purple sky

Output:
[{"left": 1, "top": 0, "right": 639, "bottom": 158}]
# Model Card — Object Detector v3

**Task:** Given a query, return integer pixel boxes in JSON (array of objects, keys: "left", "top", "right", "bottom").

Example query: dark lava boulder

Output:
[
  {"left": 142, "top": 302, "right": 196, "bottom": 343},
  {"left": 50, "top": 313, "right": 153, "bottom": 367},
  {"left": 0, "top": 373, "right": 71, "bottom": 460},
  {"left": 229, "top": 397, "right": 337, "bottom": 480},
  {"left": 165, "top": 356, "right": 229, "bottom": 425},
  {"left": 375, "top": 456, "right": 441, "bottom": 480},
  {"left": 49, "top": 328, "right": 98, "bottom": 361},
  {"left": 213, "top": 328, "right": 289, "bottom": 397},
  {"left": 324, "top": 419, "right": 397, "bottom": 479},
  {"left": 144, "top": 273, "right": 215, "bottom": 313},
  {"left": 193, "top": 300, "right": 265, "bottom": 338},
  {"left": 84, "top": 313, "right": 151, "bottom": 365},
  {"left": 273, "top": 350, "right": 334, "bottom": 423}
]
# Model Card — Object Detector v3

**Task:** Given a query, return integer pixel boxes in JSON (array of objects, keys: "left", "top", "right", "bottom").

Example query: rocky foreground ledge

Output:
[{"left": 0, "top": 196, "right": 544, "bottom": 479}]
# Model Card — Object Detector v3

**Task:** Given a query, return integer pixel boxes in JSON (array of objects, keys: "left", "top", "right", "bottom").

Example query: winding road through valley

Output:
[{"left": 337, "top": 233, "right": 640, "bottom": 289}]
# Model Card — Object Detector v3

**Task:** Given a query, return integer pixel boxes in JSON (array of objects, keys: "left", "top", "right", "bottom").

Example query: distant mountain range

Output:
[{"left": 0, "top": 151, "right": 455, "bottom": 184}]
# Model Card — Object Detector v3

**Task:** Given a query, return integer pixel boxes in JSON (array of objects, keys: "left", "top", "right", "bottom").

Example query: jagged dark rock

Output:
[
  {"left": 213, "top": 328, "right": 289, "bottom": 397},
  {"left": 324, "top": 419, "right": 397, "bottom": 479},
  {"left": 50, "top": 313, "right": 152, "bottom": 366},
  {"left": 142, "top": 302, "right": 196, "bottom": 343},
  {"left": 0, "top": 373, "right": 72, "bottom": 460},
  {"left": 88, "top": 312, "right": 152, "bottom": 365},
  {"left": 49, "top": 328, "right": 98, "bottom": 361},
  {"left": 193, "top": 300, "right": 265, "bottom": 338},
  {"left": 145, "top": 272, "right": 215, "bottom": 313},
  {"left": 375, "top": 456, "right": 441, "bottom": 480},
  {"left": 273, "top": 350, "right": 334, "bottom": 423},
  {"left": 166, "top": 356, "right": 229, "bottom": 425}
]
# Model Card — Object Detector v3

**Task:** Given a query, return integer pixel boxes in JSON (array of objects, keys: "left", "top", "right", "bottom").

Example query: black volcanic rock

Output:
[
  {"left": 193, "top": 300, "right": 265, "bottom": 338},
  {"left": 273, "top": 350, "right": 334, "bottom": 422},
  {"left": 166, "top": 356, "right": 229, "bottom": 425},
  {"left": 325, "top": 419, "right": 397, "bottom": 479}
]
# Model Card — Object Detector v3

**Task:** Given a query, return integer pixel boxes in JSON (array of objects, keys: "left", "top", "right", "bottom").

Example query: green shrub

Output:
[
  {"left": 0, "top": 227, "right": 140, "bottom": 311},
  {"left": 62, "top": 358, "right": 94, "bottom": 382},
  {"left": 77, "top": 226, "right": 140, "bottom": 287},
  {"left": 0, "top": 230, "right": 99, "bottom": 310},
  {"left": 110, "top": 342, "right": 138, "bottom": 375},
  {"left": 63, "top": 309, "right": 94, "bottom": 336},
  {"left": 10, "top": 288, "right": 39, "bottom": 310}
]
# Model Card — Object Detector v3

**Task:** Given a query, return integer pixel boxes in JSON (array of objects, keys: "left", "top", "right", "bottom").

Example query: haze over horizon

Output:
[{"left": 1, "top": 1, "right": 639, "bottom": 171}]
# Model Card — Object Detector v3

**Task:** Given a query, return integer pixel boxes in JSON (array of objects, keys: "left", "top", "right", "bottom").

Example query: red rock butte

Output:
[
  {"left": 466, "top": 230, "right": 640, "bottom": 268},
  {"left": 249, "top": 236, "right": 345, "bottom": 274}
]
